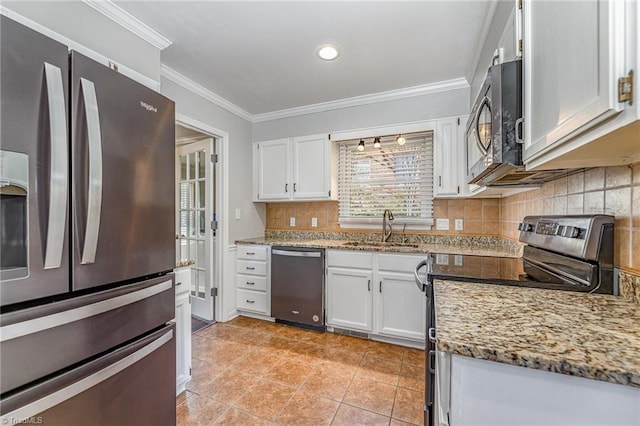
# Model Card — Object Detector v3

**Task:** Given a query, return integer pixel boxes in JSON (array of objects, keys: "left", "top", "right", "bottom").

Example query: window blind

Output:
[{"left": 337, "top": 131, "right": 434, "bottom": 227}]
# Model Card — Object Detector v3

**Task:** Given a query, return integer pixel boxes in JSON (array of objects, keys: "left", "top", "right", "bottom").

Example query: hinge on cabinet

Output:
[
  {"left": 518, "top": 39, "right": 523, "bottom": 53},
  {"left": 211, "top": 287, "right": 218, "bottom": 297},
  {"left": 328, "top": 190, "right": 331, "bottom": 197},
  {"left": 618, "top": 70, "right": 634, "bottom": 105},
  {"left": 211, "top": 154, "right": 219, "bottom": 163},
  {"left": 457, "top": 117, "right": 460, "bottom": 125},
  {"left": 457, "top": 185, "right": 460, "bottom": 194},
  {"left": 518, "top": 0, "right": 522, "bottom": 9},
  {"left": 189, "top": 367, "right": 192, "bottom": 375},
  {"left": 328, "top": 134, "right": 331, "bottom": 140}
]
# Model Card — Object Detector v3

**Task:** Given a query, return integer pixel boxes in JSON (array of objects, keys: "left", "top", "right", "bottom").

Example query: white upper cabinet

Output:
[
  {"left": 292, "top": 134, "right": 331, "bottom": 199},
  {"left": 256, "top": 138, "right": 290, "bottom": 200},
  {"left": 523, "top": 0, "right": 639, "bottom": 170},
  {"left": 434, "top": 116, "right": 470, "bottom": 198},
  {"left": 253, "top": 134, "right": 334, "bottom": 202}
]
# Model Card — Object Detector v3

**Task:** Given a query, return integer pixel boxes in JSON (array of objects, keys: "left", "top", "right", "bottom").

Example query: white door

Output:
[
  {"left": 257, "top": 139, "right": 290, "bottom": 200},
  {"left": 176, "top": 139, "right": 215, "bottom": 320},
  {"left": 326, "top": 267, "right": 373, "bottom": 332},
  {"left": 292, "top": 134, "right": 330, "bottom": 199},
  {"left": 375, "top": 271, "right": 426, "bottom": 340}
]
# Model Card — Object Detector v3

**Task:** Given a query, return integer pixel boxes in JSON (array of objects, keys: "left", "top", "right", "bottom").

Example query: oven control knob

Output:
[
  {"left": 518, "top": 222, "right": 533, "bottom": 232},
  {"left": 560, "top": 226, "right": 580, "bottom": 238}
]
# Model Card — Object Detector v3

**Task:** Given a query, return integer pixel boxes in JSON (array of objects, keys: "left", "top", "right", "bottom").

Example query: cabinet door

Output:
[
  {"left": 175, "top": 291, "right": 191, "bottom": 394},
  {"left": 434, "top": 117, "right": 461, "bottom": 197},
  {"left": 292, "top": 134, "right": 330, "bottom": 199},
  {"left": 326, "top": 267, "right": 373, "bottom": 332},
  {"left": 523, "top": 0, "right": 626, "bottom": 162},
  {"left": 375, "top": 271, "right": 426, "bottom": 340},
  {"left": 257, "top": 139, "right": 290, "bottom": 200}
]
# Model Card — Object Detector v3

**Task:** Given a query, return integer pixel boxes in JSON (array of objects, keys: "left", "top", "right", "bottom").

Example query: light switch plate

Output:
[
  {"left": 455, "top": 219, "right": 463, "bottom": 231},
  {"left": 235, "top": 208, "right": 241, "bottom": 220},
  {"left": 311, "top": 217, "right": 318, "bottom": 228},
  {"left": 289, "top": 217, "right": 296, "bottom": 227},
  {"left": 436, "top": 218, "right": 450, "bottom": 231}
]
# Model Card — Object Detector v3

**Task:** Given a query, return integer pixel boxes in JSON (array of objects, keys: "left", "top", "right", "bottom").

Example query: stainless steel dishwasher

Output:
[{"left": 271, "top": 246, "right": 325, "bottom": 331}]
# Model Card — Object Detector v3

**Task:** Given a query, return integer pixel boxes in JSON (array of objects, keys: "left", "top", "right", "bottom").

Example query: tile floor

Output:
[{"left": 177, "top": 316, "right": 426, "bottom": 425}]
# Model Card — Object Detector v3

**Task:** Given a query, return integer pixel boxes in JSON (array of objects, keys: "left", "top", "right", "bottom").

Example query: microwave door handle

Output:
[
  {"left": 474, "top": 96, "right": 490, "bottom": 155},
  {"left": 80, "top": 78, "right": 103, "bottom": 265},
  {"left": 43, "top": 63, "right": 68, "bottom": 269}
]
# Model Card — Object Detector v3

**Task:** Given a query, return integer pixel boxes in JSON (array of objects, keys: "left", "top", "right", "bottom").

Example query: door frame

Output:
[{"left": 175, "top": 113, "right": 229, "bottom": 323}]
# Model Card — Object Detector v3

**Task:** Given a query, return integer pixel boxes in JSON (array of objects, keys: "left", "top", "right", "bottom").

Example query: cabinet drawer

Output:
[
  {"left": 378, "top": 253, "right": 426, "bottom": 274},
  {"left": 237, "top": 245, "right": 268, "bottom": 261},
  {"left": 236, "top": 260, "right": 267, "bottom": 276},
  {"left": 236, "top": 274, "right": 267, "bottom": 291},
  {"left": 237, "top": 289, "right": 267, "bottom": 313},
  {"left": 327, "top": 250, "right": 373, "bottom": 269}
]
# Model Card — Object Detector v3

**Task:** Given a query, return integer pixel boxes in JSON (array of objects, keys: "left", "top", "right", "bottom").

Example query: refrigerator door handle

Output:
[
  {"left": 0, "top": 329, "right": 173, "bottom": 422},
  {"left": 80, "top": 78, "right": 103, "bottom": 264},
  {"left": 43, "top": 63, "right": 68, "bottom": 269}
]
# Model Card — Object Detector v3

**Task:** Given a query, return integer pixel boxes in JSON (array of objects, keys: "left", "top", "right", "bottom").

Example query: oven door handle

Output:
[
  {"left": 474, "top": 96, "right": 491, "bottom": 155},
  {"left": 414, "top": 259, "right": 428, "bottom": 291}
]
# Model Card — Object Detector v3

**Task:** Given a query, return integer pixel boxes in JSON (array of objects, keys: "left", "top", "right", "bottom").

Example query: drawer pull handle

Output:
[
  {"left": 246, "top": 267, "right": 255, "bottom": 270},
  {"left": 246, "top": 281, "right": 255, "bottom": 285},
  {"left": 292, "top": 310, "right": 299, "bottom": 315},
  {"left": 246, "top": 252, "right": 255, "bottom": 255},
  {"left": 246, "top": 300, "right": 255, "bottom": 304}
]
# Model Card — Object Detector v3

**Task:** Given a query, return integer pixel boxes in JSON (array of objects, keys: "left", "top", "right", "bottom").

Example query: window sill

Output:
[{"left": 338, "top": 217, "right": 434, "bottom": 231}]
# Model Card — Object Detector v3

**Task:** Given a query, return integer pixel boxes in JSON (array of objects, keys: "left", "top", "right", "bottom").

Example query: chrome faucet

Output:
[{"left": 382, "top": 209, "right": 394, "bottom": 242}]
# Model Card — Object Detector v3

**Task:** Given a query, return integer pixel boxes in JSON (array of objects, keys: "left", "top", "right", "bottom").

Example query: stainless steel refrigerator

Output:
[{"left": 0, "top": 15, "right": 177, "bottom": 424}]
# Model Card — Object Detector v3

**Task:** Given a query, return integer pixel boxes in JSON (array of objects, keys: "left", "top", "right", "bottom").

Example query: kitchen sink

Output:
[{"left": 342, "top": 241, "right": 420, "bottom": 249}]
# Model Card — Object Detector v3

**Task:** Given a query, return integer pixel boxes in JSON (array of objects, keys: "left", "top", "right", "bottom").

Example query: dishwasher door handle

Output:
[{"left": 272, "top": 249, "right": 322, "bottom": 258}]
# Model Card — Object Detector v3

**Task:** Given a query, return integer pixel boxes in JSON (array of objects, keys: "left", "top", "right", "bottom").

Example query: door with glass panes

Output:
[{"left": 176, "top": 139, "right": 215, "bottom": 320}]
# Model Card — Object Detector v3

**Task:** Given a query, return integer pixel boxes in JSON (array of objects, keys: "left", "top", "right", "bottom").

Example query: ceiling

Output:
[{"left": 116, "top": 1, "right": 491, "bottom": 115}]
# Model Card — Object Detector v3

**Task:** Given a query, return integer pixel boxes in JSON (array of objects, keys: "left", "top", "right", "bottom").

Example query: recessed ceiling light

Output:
[{"left": 316, "top": 44, "right": 340, "bottom": 61}]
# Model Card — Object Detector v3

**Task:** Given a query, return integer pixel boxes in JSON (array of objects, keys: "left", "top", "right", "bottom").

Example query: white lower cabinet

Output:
[
  {"left": 437, "top": 352, "right": 640, "bottom": 425},
  {"left": 326, "top": 250, "right": 426, "bottom": 343},
  {"left": 326, "top": 267, "right": 373, "bottom": 332},
  {"left": 376, "top": 271, "right": 426, "bottom": 341},
  {"left": 174, "top": 268, "right": 191, "bottom": 395},
  {"left": 235, "top": 244, "right": 270, "bottom": 316}
]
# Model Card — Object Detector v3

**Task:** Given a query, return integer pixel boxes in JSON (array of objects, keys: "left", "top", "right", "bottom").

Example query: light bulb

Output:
[
  {"left": 357, "top": 140, "right": 365, "bottom": 151},
  {"left": 373, "top": 137, "right": 381, "bottom": 148},
  {"left": 396, "top": 135, "right": 406, "bottom": 146}
]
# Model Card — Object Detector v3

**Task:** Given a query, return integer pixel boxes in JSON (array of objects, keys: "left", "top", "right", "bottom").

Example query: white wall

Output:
[
  {"left": 252, "top": 87, "right": 470, "bottom": 141},
  {"left": 161, "top": 78, "right": 266, "bottom": 245},
  {"left": 469, "top": 1, "right": 516, "bottom": 106},
  {"left": 3, "top": 1, "right": 160, "bottom": 81}
]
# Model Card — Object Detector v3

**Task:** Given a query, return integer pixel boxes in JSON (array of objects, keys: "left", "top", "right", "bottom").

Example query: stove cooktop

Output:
[{"left": 427, "top": 253, "right": 598, "bottom": 292}]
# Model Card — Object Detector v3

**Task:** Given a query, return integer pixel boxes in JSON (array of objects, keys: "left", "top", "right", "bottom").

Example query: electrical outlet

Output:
[
  {"left": 311, "top": 217, "right": 318, "bottom": 228},
  {"left": 435, "top": 254, "right": 449, "bottom": 265},
  {"left": 455, "top": 219, "right": 463, "bottom": 231},
  {"left": 436, "top": 218, "right": 450, "bottom": 231},
  {"left": 289, "top": 217, "right": 296, "bottom": 227}
]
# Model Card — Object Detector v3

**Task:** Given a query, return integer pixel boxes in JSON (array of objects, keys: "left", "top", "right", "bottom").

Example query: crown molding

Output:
[
  {"left": 161, "top": 65, "right": 253, "bottom": 122},
  {"left": 465, "top": 0, "right": 499, "bottom": 85},
  {"left": 82, "top": 0, "right": 172, "bottom": 50},
  {"left": 252, "top": 78, "right": 469, "bottom": 123}
]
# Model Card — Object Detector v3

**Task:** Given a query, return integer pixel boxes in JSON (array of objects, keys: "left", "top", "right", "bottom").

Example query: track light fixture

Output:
[
  {"left": 357, "top": 140, "right": 365, "bottom": 151},
  {"left": 373, "top": 137, "right": 381, "bottom": 148},
  {"left": 396, "top": 135, "right": 406, "bottom": 146}
]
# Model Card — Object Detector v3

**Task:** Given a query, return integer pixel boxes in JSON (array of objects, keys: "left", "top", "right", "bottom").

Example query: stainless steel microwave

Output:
[{"left": 466, "top": 59, "right": 526, "bottom": 186}]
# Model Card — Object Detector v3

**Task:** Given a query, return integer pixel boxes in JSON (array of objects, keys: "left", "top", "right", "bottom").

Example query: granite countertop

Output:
[
  {"left": 434, "top": 280, "right": 640, "bottom": 388},
  {"left": 236, "top": 237, "right": 519, "bottom": 258}
]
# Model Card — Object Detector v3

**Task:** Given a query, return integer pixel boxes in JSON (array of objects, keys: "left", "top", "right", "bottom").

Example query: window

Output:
[{"left": 337, "top": 131, "right": 434, "bottom": 229}]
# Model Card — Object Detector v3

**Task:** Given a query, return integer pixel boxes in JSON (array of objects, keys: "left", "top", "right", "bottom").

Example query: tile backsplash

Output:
[
  {"left": 264, "top": 164, "right": 639, "bottom": 273},
  {"left": 265, "top": 198, "right": 502, "bottom": 236},
  {"left": 500, "top": 164, "right": 639, "bottom": 273}
]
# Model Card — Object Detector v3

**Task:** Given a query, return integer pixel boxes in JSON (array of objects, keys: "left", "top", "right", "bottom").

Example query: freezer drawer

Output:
[
  {"left": 1, "top": 324, "right": 176, "bottom": 425},
  {"left": 0, "top": 274, "right": 174, "bottom": 394}
]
